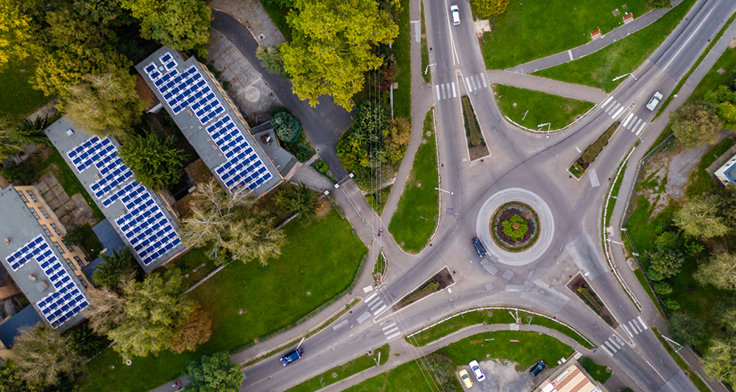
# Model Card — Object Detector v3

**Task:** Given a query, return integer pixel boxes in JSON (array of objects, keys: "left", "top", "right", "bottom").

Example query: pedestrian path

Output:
[
  {"left": 621, "top": 112, "right": 647, "bottom": 136},
  {"left": 622, "top": 316, "right": 649, "bottom": 337},
  {"left": 435, "top": 81, "right": 457, "bottom": 100},
  {"left": 380, "top": 319, "right": 403, "bottom": 341},
  {"left": 601, "top": 332, "right": 626, "bottom": 356},
  {"left": 463, "top": 72, "right": 488, "bottom": 94}
]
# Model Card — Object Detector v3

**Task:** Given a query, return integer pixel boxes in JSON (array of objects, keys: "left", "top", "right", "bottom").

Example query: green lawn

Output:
[
  {"left": 393, "top": 0, "right": 411, "bottom": 121},
  {"left": 420, "top": 1, "right": 430, "bottom": 84},
  {"left": 685, "top": 138, "right": 736, "bottom": 198},
  {"left": 163, "top": 246, "right": 218, "bottom": 289},
  {"left": 286, "top": 344, "right": 389, "bottom": 392},
  {"left": 343, "top": 356, "right": 461, "bottom": 392},
  {"left": 534, "top": 0, "right": 695, "bottom": 92},
  {"left": 389, "top": 110, "right": 438, "bottom": 253},
  {"left": 579, "top": 357, "right": 612, "bottom": 384},
  {"left": 689, "top": 47, "right": 736, "bottom": 103},
  {"left": 494, "top": 84, "right": 594, "bottom": 130},
  {"left": 78, "top": 208, "right": 367, "bottom": 392},
  {"left": 476, "top": 0, "right": 650, "bottom": 70},
  {"left": 0, "top": 59, "right": 50, "bottom": 120}
]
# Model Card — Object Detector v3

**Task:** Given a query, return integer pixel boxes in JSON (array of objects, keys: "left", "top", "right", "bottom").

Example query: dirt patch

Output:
[{"left": 314, "top": 198, "right": 331, "bottom": 218}]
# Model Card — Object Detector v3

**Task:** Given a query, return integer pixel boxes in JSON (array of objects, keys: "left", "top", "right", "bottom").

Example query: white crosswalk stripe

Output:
[
  {"left": 623, "top": 316, "right": 649, "bottom": 336},
  {"left": 601, "top": 96, "right": 614, "bottom": 110},
  {"left": 623, "top": 113, "right": 635, "bottom": 128},
  {"left": 465, "top": 76, "right": 473, "bottom": 92},
  {"left": 601, "top": 333, "right": 625, "bottom": 356},
  {"left": 635, "top": 121, "right": 646, "bottom": 136},
  {"left": 637, "top": 316, "right": 649, "bottom": 330},
  {"left": 612, "top": 106, "right": 625, "bottom": 120},
  {"left": 606, "top": 102, "right": 621, "bottom": 115},
  {"left": 463, "top": 73, "right": 488, "bottom": 94},
  {"left": 480, "top": 73, "right": 488, "bottom": 88},
  {"left": 382, "top": 320, "right": 402, "bottom": 341},
  {"left": 434, "top": 82, "right": 457, "bottom": 101}
]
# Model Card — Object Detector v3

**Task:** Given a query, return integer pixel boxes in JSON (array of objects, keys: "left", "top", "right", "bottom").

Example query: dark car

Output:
[
  {"left": 280, "top": 347, "right": 304, "bottom": 366},
  {"left": 472, "top": 237, "right": 486, "bottom": 257},
  {"left": 529, "top": 360, "right": 546, "bottom": 376}
]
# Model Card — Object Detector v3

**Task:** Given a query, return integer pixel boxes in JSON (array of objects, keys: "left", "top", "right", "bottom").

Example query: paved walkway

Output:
[
  {"left": 210, "top": 0, "right": 285, "bottom": 47},
  {"left": 507, "top": 1, "right": 683, "bottom": 74},
  {"left": 486, "top": 70, "right": 608, "bottom": 103}
]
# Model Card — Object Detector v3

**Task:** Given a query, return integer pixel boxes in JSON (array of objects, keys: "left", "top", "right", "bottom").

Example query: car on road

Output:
[
  {"left": 529, "top": 360, "right": 547, "bottom": 376},
  {"left": 450, "top": 4, "right": 461, "bottom": 25},
  {"left": 646, "top": 91, "right": 664, "bottom": 111},
  {"left": 458, "top": 368, "right": 474, "bottom": 388},
  {"left": 469, "top": 360, "right": 486, "bottom": 381},
  {"left": 472, "top": 236, "right": 486, "bottom": 257},
  {"left": 280, "top": 347, "right": 303, "bottom": 366}
]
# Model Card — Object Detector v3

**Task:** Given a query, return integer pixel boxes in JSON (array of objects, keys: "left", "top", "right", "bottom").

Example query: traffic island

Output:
[
  {"left": 393, "top": 267, "right": 454, "bottom": 311},
  {"left": 490, "top": 202, "right": 540, "bottom": 252},
  {"left": 568, "top": 273, "right": 618, "bottom": 328}
]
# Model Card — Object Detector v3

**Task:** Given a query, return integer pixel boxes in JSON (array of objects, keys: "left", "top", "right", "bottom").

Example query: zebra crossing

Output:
[
  {"left": 435, "top": 82, "right": 457, "bottom": 101},
  {"left": 621, "top": 112, "right": 647, "bottom": 136},
  {"left": 601, "top": 332, "right": 626, "bottom": 356},
  {"left": 364, "top": 292, "right": 388, "bottom": 316},
  {"left": 622, "top": 316, "right": 649, "bottom": 337},
  {"left": 464, "top": 72, "right": 488, "bottom": 94},
  {"left": 381, "top": 319, "right": 402, "bottom": 341},
  {"left": 600, "top": 96, "right": 627, "bottom": 120}
]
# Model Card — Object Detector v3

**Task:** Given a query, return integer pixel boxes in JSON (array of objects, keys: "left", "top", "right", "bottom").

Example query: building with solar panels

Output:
[
  {"left": 45, "top": 118, "right": 187, "bottom": 273},
  {"left": 0, "top": 186, "right": 89, "bottom": 332},
  {"left": 135, "top": 47, "right": 283, "bottom": 197}
]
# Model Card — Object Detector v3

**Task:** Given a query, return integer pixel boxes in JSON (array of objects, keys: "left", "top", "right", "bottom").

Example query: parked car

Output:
[
  {"left": 646, "top": 91, "right": 664, "bottom": 111},
  {"left": 458, "top": 368, "right": 474, "bottom": 388},
  {"left": 450, "top": 4, "right": 461, "bottom": 25},
  {"left": 472, "top": 236, "right": 486, "bottom": 257},
  {"left": 529, "top": 360, "right": 547, "bottom": 376},
  {"left": 280, "top": 347, "right": 304, "bottom": 366},
  {"left": 469, "top": 360, "right": 486, "bottom": 381}
]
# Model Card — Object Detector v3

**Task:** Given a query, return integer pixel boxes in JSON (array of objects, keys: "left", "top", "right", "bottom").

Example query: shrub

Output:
[
  {"left": 663, "top": 298, "right": 680, "bottom": 311},
  {"left": 473, "top": 0, "right": 510, "bottom": 18},
  {"left": 1, "top": 160, "right": 35, "bottom": 184},
  {"left": 272, "top": 111, "right": 302, "bottom": 144},
  {"left": 502, "top": 214, "right": 528, "bottom": 240}
]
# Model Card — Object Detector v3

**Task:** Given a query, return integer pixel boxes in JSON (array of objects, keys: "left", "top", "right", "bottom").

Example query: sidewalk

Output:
[{"left": 485, "top": 70, "right": 608, "bottom": 102}]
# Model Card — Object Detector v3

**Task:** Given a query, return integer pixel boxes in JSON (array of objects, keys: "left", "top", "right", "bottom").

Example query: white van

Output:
[{"left": 450, "top": 4, "right": 460, "bottom": 25}]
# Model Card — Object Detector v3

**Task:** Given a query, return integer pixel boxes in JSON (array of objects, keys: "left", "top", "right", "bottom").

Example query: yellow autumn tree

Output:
[{"left": 0, "top": 0, "right": 35, "bottom": 68}]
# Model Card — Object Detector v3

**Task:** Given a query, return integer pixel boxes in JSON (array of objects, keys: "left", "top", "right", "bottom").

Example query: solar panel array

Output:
[
  {"left": 4, "top": 235, "right": 89, "bottom": 328},
  {"left": 67, "top": 136, "right": 183, "bottom": 266},
  {"left": 142, "top": 51, "right": 273, "bottom": 193}
]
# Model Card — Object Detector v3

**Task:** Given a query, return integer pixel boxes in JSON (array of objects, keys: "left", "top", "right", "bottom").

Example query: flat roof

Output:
[
  {"left": 135, "top": 47, "right": 282, "bottom": 197},
  {"left": 45, "top": 117, "right": 187, "bottom": 273},
  {"left": 0, "top": 186, "right": 88, "bottom": 332},
  {"left": 0, "top": 305, "right": 41, "bottom": 347}
]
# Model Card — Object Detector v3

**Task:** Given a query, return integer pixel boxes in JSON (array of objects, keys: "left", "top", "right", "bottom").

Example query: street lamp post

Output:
[
  {"left": 424, "top": 63, "right": 437, "bottom": 75},
  {"left": 435, "top": 187, "right": 454, "bottom": 195},
  {"left": 538, "top": 123, "right": 551, "bottom": 138}
]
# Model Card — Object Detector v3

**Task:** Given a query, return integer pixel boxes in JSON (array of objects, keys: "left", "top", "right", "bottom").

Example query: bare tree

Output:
[
  {"left": 11, "top": 323, "right": 82, "bottom": 386},
  {"left": 84, "top": 286, "right": 127, "bottom": 334}
]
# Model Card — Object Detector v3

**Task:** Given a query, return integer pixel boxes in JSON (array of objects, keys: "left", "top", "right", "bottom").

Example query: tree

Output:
[
  {"left": 385, "top": 117, "right": 411, "bottom": 164},
  {"left": 674, "top": 194, "right": 730, "bottom": 238},
  {"left": 0, "top": 360, "right": 40, "bottom": 392},
  {"left": 186, "top": 352, "right": 244, "bottom": 392},
  {"left": 119, "top": 0, "right": 211, "bottom": 55},
  {"left": 272, "top": 110, "right": 302, "bottom": 143},
  {"left": 256, "top": 45, "right": 288, "bottom": 77},
  {"left": 84, "top": 286, "right": 127, "bottom": 334},
  {"left": 703, "top": 337, "right": 736, "bottom": 385},
  {"left": 11, "top": 323, "right": 82, "bottom": 386},
  {"left": 653, "top": 281, "right": 672, "bottom": 295},
  {"left": 59, "top": 67, "right": 144, "bottom": 138},
  {"left": 168, "top": 304, "right": 212, "bottom": 354},
  {"left": 92, "top": 249, "right": 139, "bottom": 289},
  {"left": 180, "top": 180, "right": 285, "bottom": 265},
  {"left": 11, "top": 117, "right": 50, "bottom": 146},
  {"left": 472, "top": 0, "right": 510, "bottom": 18},
  {"left": 281, "top": 0, "right": 398, "bottom": 110},
  {"left": 68, "top": 322, "right": 110, "bottom": 357},
  {"left": 108, "top": 271, "right": 193, "bottom": 359},
  {"left": 118, "top": 131, "right": 187, "bottom": 190},
  {"left": 670, "top": 102, "right": 721, "bottom": 148},
  {"left": 648, "top": 231, "right": 684, "bottom": 279},
  {"left": 0, "top": 128, "right": 23, "bottom": 160},
  {"left": 667, "top": 312, "right": 705, "bottom": 347},
  {"left": 647, "top": 0, "right": 671, "bottom": 8},
  {"left": 273, "top": 184, "right": 316, "bottom": 220},
  {"left": 0, "top": 0, "right": 35, "bottom": 68},
  {"left": 695, "top": 252, "right": 736, "bottom": 291}
]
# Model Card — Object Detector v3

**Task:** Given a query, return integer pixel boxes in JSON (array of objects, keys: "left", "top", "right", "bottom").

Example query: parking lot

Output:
[{"left": 456, "top": 359, "right": 538, "bottom": 391}]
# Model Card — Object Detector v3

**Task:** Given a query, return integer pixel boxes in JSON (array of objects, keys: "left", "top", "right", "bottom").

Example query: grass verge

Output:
[
  {"left": 393, "top": 0, "right": 411, "bottom": 121},
  {"left": 389, "top": 109, "right": 439, "bottom": 252},
  {"left": 534, "top": 0, "right": 695, "bottom": 92},
  {"left": 652, "top": 327, "right": 711, "bottom": 392},
  {"left": 366, "top": 186, "right": 392, "bottom": 216},
  {"left": 286, "top": 344, "right": 389, "bottom": 392},
  {"left": 79, "top": 208, "right": 367, "bottom": 392},
  {"left": 494, "top": 84, "right": 594, "bottom": 130},
  {"left": 579, "top": 357, "right": 612, "bottom": 384},
  {"left": 420, "top": 1, "right": 430, "bottom": 84}
]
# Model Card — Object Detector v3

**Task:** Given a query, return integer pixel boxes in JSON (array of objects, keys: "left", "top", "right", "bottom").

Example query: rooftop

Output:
[
  {"left": 45, "top": 118, "right": 187, "bottom": 273},
  {"left": 135, "top": 47, "right": 282, "bottom": 197}
]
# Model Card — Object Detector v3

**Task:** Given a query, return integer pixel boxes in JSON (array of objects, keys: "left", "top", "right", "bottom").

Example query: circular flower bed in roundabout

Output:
[{"left": 489, "top": 202, "right": 540, "bottom": 252}]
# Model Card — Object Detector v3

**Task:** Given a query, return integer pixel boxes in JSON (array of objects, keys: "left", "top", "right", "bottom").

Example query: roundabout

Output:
[{"left": 475, "top": 188, "right": 554, "bottom": 266}]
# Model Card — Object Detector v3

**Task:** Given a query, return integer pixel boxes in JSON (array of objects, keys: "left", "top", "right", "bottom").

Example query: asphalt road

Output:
[{"left": 231, "top": 0, "right": 736, "bottom": 391}]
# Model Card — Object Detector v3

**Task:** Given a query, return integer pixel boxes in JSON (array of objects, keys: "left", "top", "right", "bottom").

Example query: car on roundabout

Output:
[{"left": 472, "top": 236, "right": 486, "bottom": 257}]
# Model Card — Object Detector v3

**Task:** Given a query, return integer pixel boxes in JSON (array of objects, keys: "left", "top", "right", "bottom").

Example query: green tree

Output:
[
  {"left": 716, "top": 101, "right": 736, "bottom": 129},
  {"left": 0, "top": 128, "right": 23, "bottom": 160},
  {"left": 273, "top": 184, "right": 316, "bottom": 220},
  {"left": 92, "top": 249, "right": 139, "bottom": 289},
  {"left": 674, "top": 194, "right": 730, "bottom": 238},
  {"left": 59, "top": 67, "right": 144, "bottom": 138},
  {"left": 472, "top": 0, "right": 511, "bottom": 18},
  {"left": 653, "top": 281, "right": 672, "bottom": 295},
  {"left": 256, "top": 45, "right": 288, "bottom": 77},
  {"left": 68, "top": 322, "right": 110, "bottom": 358},
  {"left": 119, "top": 0, "right": 211, "bottom": 55},
  {"left": 667, "top": 312, "right": 705, "bottom": 347},
  {"left": 119, "top": 131, "right": 187, "bottom": 190},
  {"left": 703, "top": 337, "right": 736, "bottom": 385},
  {"left": 281, "top": 0, "right": 398, "bottom": 110},
  {"left": 186, "top": 352, "right": 244, "bottom": 392},
  {"left": 11, "top": 323, "right": 83, "bottom": 386},
  {"left": 180, "top": 180, "right": 286, "bottom": 265},
  {"left": 662, "top": 298, "right": 680, "bottom": 311},
  {"left": 11, "top": 117, "right": 50, "bottom": 146},
  {"left": 648, "top": 231, "right": 683, "bottom": 278},
  {"left": 670, "top": 102, "right": 721, "bottom": 148},
  {"left": 695, "top": 252, "right": 736, "bottom": 291},
  {"left": 0, "top": 360, "right": 39, "bottom": 392},
  {"left": 108, "top": 270, "right": 193, "bottom": 360},
  {"left": 272, "top": 110, "right": 302, "bottom": 143},
  {"left": 384, "top": 117, "right": 411, "bottom": 164}
]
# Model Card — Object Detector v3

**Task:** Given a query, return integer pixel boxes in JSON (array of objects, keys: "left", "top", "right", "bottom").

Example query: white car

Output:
[
  {"left": 469, "top": 360, "right": 486, "bottom": 381},
  {"left": 450, "top": 4, "right": 461, "bottom": 25},
  {"left": 646, "top": 91, "right": 664, "bottom": 111}
]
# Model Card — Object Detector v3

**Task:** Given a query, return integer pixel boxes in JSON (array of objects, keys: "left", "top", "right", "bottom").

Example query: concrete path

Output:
[
  {"left": 507, "top": 1, "right": 682, "bottom": 74},
  {"left": 210, "top": 0, "right": 285, "bottom": 47},
  {"left": 486, "top": 70, "right": 608, "bottom": 103}
]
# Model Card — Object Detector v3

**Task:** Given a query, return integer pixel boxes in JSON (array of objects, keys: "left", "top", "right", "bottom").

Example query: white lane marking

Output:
[
  {"left": 635, "top": 122, "right": 646, "bottom": 136},
  {"left": 332, "top": 319, "right": 349, "bottom": 330},
  {"left": 356, "top": 311, "right": 371, "bottom": 324},
  {"left": 637, "top": 316, "right": 649, "bottom": 330},
  {"left": 623, "top": 113, "right": 635, "bottom": 128},
  {"left": 435, "top": 85, "right": 441, "bottom": 100},
  {"left": 602, "top": 344, "right": 614, "bottom": 356},
  {"left": 589, "top": 168, "right": 600, "bottom": 188},
  {"left": 623, "top": 323, "right": 633, "bottom": 337},
  {"left": 480, "top": 72, "right": 488, "bottom": 88},
  {"left": 465, "top": 76, "right": 472, "bottom": 92},
  {"left": 575, "top": 146, "right": 581, "bottom": 153},
  {"left": 365, "top": 292, "right": 378, "bottom": 304},
  {"left": 445, "top": 0, "right": 460, "bottom": 66},
  {"left": 568, "top": 50, "right": 573, "bottom": 60},
  {"left": 601, "top": 96, "right": 614, "bottom": 109},
  {"left": 612, "top": 106, "right": 625, "bottom": 120},
  {"left": 663, "top": 6, "right": 716, "bottom": 71},
  {"left": 451, "top": 82, "right": 457, "bottom": 98}
]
